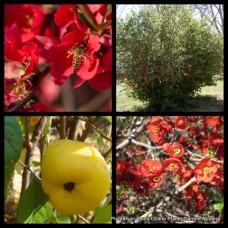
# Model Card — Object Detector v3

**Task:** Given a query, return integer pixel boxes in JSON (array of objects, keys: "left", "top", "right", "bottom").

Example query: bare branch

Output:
[
  {"left": 175, "top": 177, "right": 197, "bottom": 193},
  {"left": 131, "top": 139, "right": 162, "bottom": 150},
  {"left": 187, "top": 149, "right": 223, "bottom": 164},
  {"left": 59, "top": 116, "right": 66, "bottom": 139}
]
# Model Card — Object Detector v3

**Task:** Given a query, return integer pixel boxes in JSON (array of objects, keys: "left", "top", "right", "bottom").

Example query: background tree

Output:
[{"left": 191, "top": 4, "right": 224, "bottom": 35}]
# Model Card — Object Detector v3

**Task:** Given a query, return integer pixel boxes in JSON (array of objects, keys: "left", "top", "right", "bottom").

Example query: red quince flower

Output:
[
  {"left": 197, "top": 199, "right": 206, "bottom": 212},
  {"left": 181, "top": 168, "right": 193, "bottom": 182},
  {"left": 146, "top": 122, "right": 163, "bottom": 142},
  {"left": 169, "top": 143, "right": 185, "bottom": 158},
  {"left": 162, "top": 143, "right": 172, "bottom": 152},
  {"left": 191, "top": 183, "right": 200, "bottom": 193},
  {"left": 88, "top": 70, "right": 112, "bottom": 90},
  {"left": 147, "top": 171, "right": 164, "bottom": 188},
  {"left": 18, "top": 42, "right": 39, "bottom": 77},
  {"left": 125, "top": 166, "right": 142, "bottom": 190},
  {"left": 74, "top": 69, "right": 112, "bottom": 91},
  {"left": 5, "top": 25, "right": 39, "bottom": 77},
  {"left": 146, "top": 116, "right": 173, "bottom": 144},
  {"left": 183, "top": 183, "right": 200, "bottom": 199},
  {"left": 163, "top": 158, "right": 186, "bottom": 175},
  {"left": 188, "top": 116, "right": 198, "bottom": 122},
  {"left": 160, "top": 116, "right": 173, "bottom": 134},
  {"left": 117, "top": 204, "right": 126, "bottom": 214},
  {"left": 175, "top": 116, "right": 189, "bottom": 131},
  {"left": 194, "top": 158, "right": 218, "bottom": 182},
  {"left": 188, "top": 126, "right": 202, "bottom": 139},
  {"left": 140, "top": 159, "right": 163, "bottom": 176},
  {"left": 151, "top": 116, "right": 163, "bottom": 125},
  {"left": 54, "top": 4, "right": 75, "bottom": 29},
  {"left": 48, "top": 31, "right": 100, "bottom": 85},
  {"left": 116, "top": 160, "right": 132, "bottom": 185},
  {"left": 5, "top": 4, "right": 44, "bottom": 43},
  {"left": 206, "top": 116, "right": 222, "bottom": 127},
  {"left": 146, "top": 126, "right": 165, "bottom": 145},
  {"left": 210, "top": 163, "right": 223, "bottom": 186},
  {"left": 88, "top": 48, "right": 112, "bottom": 90}
]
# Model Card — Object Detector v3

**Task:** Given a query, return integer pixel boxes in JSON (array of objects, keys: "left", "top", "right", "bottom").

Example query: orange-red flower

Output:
[
  {"left": 140, "top": 159, "right": 163, "bottom": 176},
  {"left": 124, "top": 165, "right": 142, "bottom": 190},
  {"left": 194, "top": 158, "right": 218, "bottom": 182},
  {"left": 206, "top": 116, "right": 222, "bottom": 127},
  {"left": 188, "top": 116, "right": 198, "bottom": 122},
  {"left": 147, "top": 170, "right": 164, "bottom": 188},
  {"left": 197, "top": 199, "right": 206, "bottom": 212},
  {"left": 162, "top": 142, "right": 172, "bottom": 152},
  {"left": 146, "top": 116, "right": 173, "bottom": 145},
  {"left": 163, "top": 158, "right": 186, "bottom": 175},
  {"left": 116, "top": 160, "right": 132, "bottom": 185},
  {"left": 174, "top": 116, "right": 189, "bottom": 131},
  {"left": 210, "top": 163, "right": 224, "bottom": 187},
  {"left": 169, "top": 143, "right": 185, "bottom": 158},
  {"left": 146, "top": 122, "right": 163, "bottom": 143}
]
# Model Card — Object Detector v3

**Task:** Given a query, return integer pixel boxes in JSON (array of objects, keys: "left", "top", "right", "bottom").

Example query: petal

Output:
[
  {"left": 89, "top": 70, "right": 112, "bottom": 90},
  {"left": 102, "top": 49, "right": 112, "bottom": 71},
  {"left": 76, "top": 55, "right": 99, "bottom": 80},
  {"left": 62, "top": 31, "right": 85, "bottom": 45},
  {"left": 73, "top": 77, "right": 85, "bottom": 89},
  {"left": 87, "top": 34, "right": 101, "bottom": 54},
  {"left": 54, "top": 5, "right": 75, "bottom": 28}
]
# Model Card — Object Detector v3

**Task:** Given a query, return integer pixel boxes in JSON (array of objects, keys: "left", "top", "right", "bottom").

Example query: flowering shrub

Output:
[
  {"left": 4, "top": 4, "right": 112, "bottom": 111},
  {"left": 117, "top": 5, "right": 223, "bottom": 111},
  {"left": 116, "top": 116, "right": 224, "bottom": 223}
]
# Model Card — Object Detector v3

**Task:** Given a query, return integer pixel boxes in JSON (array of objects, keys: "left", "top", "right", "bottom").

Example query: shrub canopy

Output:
[{"left": 117, "top": 5, "right": 223, "bottom": 111}]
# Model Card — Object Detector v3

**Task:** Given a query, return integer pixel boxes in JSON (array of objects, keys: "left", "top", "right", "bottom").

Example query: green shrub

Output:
[{"left": 117, "top": 5, "right": 223, "bottom": 111}]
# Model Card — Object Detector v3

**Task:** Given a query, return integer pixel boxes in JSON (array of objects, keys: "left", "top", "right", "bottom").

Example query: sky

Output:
[
  {"left": 116, "top": 4, "right": 223, "bottom": 33},
  {"left": 116, "top": 5, "right": 142, "bottom": 19}
]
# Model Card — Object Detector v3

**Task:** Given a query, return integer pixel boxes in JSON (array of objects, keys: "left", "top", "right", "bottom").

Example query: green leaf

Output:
[
  {"left": 78, "top": 10, "right": 96, "bottom": 30},
  {"left": 4, "top": 116, "right": 23, "bottom": 200},
  {"left": 31, "top": 161, "right": 41, "bottom": 167},
  {"left": 54, "top": 212, "right": 71, "bottom": 224},
  {"left": 92, "top": 205, "right": 112, "bottom": 224},
  {"left": 96, "top": 136, "right": 104, "bottom": 147},
  {"left": 103, "top": 116, "right": 112, "bottom": 123},
  {"left": 17, "top": 175, "right": 53, "bottom": 223},
  {"left": 214, "top": 202, "right": 224, "bottom": 213}
]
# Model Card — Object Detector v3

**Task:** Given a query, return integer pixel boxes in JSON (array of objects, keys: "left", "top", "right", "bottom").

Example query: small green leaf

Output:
[
  {"left": 93, "top": 205, "right": 112, "bottom": 224},
  {"left": 17, "top": 175, "right": 53, "bottom": 223},
  {"left": 55, "top": 212, "right": 71, "bottom": 224},
  {"left": 78, "top": 10, "right": 96, "bottom": 30},
  {"left": 103, "top": 116, "right": 112, "bottom": 123},
  {"left": 214, "top": 202, "right": 224, "bottom": 213},
  {"left": 32, "top": 161, "right": 41, "bottom": 167},
  {"left": 4, "top": 116, "right": 23, "bottom": 200},
  {"left": 96, "top": 136, "right": 104, "bottom": 147},
  {"left": 155, "top": 192, "right": 159, "bottom": 199}
]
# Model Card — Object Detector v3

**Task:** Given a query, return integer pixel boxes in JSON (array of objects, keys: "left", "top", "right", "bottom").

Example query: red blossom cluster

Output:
[
  {"left": 117, "top": 116, "right": 224, "bottom": 213},
  {"left": 4, "top": 4, "right": 112, "bottom": 111},
  {"left": 182, "top": 183, "right": 208, "bottom": 212}
]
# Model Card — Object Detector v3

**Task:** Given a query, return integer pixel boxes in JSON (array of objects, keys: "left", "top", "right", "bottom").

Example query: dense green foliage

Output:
[{"left": 117, "top": 5, "right": 223, "bottom": 111}]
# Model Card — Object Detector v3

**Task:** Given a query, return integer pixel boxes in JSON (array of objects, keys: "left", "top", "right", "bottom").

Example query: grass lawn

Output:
[{"left": 116, "top": 80, "right": 223, "bottom": 112}]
